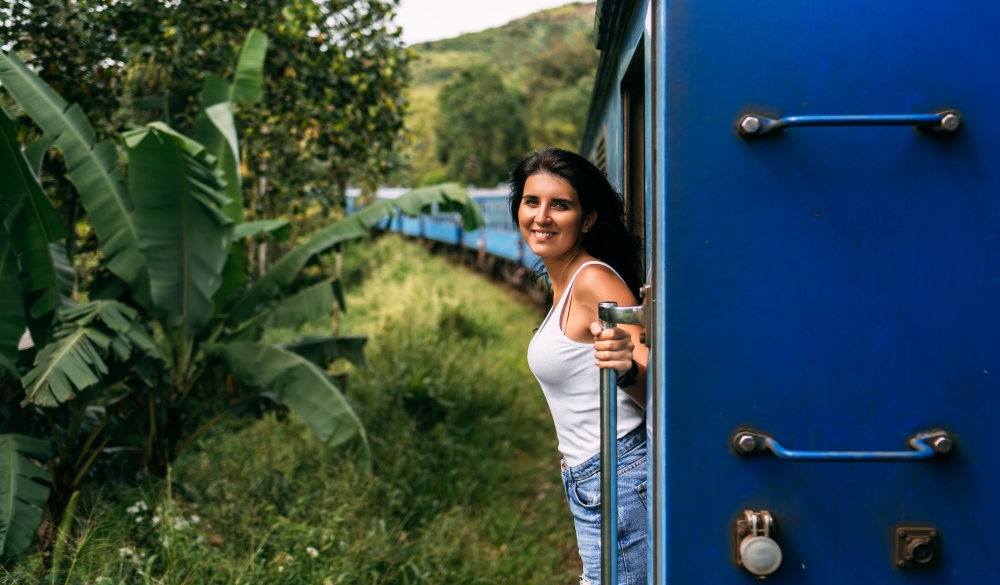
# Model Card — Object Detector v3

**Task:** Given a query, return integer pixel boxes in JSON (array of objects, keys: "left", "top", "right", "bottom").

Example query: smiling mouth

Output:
[{"left": 532, "top": 230, "right": 556, "bottom": 239}]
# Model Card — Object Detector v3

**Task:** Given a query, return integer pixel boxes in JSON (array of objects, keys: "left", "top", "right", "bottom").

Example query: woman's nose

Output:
[{"left": 534, "top": 204, "right": 551, "bottom": 224}]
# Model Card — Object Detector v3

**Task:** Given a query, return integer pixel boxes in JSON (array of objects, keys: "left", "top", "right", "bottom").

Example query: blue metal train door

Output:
[{"left": 650, "top": 1, "right": 1000, "bottom": 582}]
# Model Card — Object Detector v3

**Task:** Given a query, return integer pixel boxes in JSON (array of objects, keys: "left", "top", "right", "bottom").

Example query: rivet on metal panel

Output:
[
  {"left": 735, "top": 433, "right": 758, "bottom": 453},
  {"left": 939, "top": 113, "right": 961, "bottom": 132},
  {"left": 739, "top": 115, "right": 761, "bottom": 135},
  {"left": 932, "top": 436, "right": 953, "bottom": 454}
]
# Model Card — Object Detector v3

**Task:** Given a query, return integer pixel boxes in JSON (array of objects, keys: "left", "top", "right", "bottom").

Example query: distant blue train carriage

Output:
[
  {"left": 347, "top": 187, "right": 543, "bottom": 292},
  {"left": 582, "top": 0, "right": 1000, "bottom": 583}
]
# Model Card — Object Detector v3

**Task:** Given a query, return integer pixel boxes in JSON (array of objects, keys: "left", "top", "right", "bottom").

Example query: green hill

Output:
[{"left": 404, "top": 2, "right": 598, "bottom": 186}]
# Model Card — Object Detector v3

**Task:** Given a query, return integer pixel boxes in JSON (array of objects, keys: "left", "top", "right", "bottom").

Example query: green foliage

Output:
[
  {"left": 0, "top": 434, "right": 51, "bottom": 558},
  {"left": 1, "top": 235, "right": 580, "bottom": 583},
  {"left": 0, "top": 105, "right": 70, "bottom": 326},
  {"left": 521, "top": 25, "right": 600, "bottom": 150},
  {"left": 3, "top": 0, "right": 412, "bottom": 254},
  {"left": 0, "top": 31, "right": 483, "bottom": 560},
  {"left": 0, "top": 51, "right": 149, "bottom": 309},
  {"left": 21, "top": 301, "right": 158, "bottom": 407},
  {"left": 123, "top": 122, "right": 233, "bottom": 336},
  {"left": 435, "top": 68, "right": 529, "bottom": 187},
  {"left": 407, "top": 2, "right": 598, "bottom": 185}
]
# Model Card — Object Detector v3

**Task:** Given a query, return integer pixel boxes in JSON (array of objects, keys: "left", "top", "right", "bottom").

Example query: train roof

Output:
[{"left": 347, "top": 186, "right": 509, "bottom": 201}]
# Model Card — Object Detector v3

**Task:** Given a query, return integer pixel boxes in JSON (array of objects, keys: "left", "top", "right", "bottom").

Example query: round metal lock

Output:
[{"left": 740, "top": 535, "right": 782, "bottom": 576}]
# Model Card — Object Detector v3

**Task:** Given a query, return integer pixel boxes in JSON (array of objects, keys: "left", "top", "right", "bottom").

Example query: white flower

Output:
[
  {"left": 151, "top": 516, "right": 160, "bottom": 525},
  {"left": 306, "top": 546, "right": 319, "bottom": 559},
  {"left": 190, "top": 514, "right": 201, "bottom": 524},
  {"left": 118, "top": 547, "right": 134, "bottom": 557},
  {"left": 278, "top": 566, "right": 285, "bottom": 573}
]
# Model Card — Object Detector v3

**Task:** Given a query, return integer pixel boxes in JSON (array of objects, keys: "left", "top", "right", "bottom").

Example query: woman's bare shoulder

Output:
[{"left": 574, "top": 263, "right": 635, "bottom": 305}]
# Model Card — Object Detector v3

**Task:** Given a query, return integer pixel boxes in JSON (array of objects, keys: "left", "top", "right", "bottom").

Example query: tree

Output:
[
  {"left": 435, "top": 67, "right": 529, "bottom": 187},
  {"left": 522, "top": 26, "right": 599, "bottom": 150},
  {"left": 2, "top": 0, "right": 412, "bottom": 246}
]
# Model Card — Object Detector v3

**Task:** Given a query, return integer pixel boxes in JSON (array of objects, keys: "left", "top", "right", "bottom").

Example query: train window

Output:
[{"left": 621, "top": 44, "right": 645, "bottom": 248}]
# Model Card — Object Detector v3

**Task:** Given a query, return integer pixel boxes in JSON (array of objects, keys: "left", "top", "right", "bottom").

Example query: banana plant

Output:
[
  {"left": 0, "top": 33, "right": 484, "bottom": 557},
  {"left": 0, "top": 434, "right": 51, "bottom": 558}
]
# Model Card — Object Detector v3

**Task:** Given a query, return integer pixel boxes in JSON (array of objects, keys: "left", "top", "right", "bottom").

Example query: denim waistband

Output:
[{"left": 563, "top": 423, "right": 647, "bottom": 480}]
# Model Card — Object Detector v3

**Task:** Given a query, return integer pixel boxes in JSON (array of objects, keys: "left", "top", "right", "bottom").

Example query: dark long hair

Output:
[{"left": 508, "top": 148, "right": 644, "bottom": 300}]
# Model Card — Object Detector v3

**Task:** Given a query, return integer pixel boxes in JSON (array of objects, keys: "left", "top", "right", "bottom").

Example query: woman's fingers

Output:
[{"left": 591, "top": 322, "right": 634, "bottom": 371}]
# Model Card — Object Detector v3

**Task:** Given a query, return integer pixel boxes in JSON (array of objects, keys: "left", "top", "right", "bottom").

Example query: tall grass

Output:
[{"left": 2, "top": 234, "right": 580, "bottom": 584}]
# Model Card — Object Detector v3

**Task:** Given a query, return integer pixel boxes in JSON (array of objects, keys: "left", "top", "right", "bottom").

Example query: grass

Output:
[{"left": 2, "top": 234, "right": 580, "bottom": 584}]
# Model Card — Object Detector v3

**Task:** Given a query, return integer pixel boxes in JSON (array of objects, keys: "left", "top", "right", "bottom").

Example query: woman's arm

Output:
[{"left": 570, "top": 265, "right": 648, "bottom": 407}]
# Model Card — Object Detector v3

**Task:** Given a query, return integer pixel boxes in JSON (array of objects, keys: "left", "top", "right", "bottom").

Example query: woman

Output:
[{"left": 509, "top": 148, "right": 648, "bottom": 585}]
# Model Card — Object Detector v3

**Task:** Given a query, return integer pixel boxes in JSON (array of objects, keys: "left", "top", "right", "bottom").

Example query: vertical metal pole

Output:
[{"left": 599, "top": 301, "right": 619, "bottom": 585}]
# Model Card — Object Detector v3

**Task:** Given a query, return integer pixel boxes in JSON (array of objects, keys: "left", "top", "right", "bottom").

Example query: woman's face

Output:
[{"left": 518, "top": 173, "right": 596, "bottom": 260}]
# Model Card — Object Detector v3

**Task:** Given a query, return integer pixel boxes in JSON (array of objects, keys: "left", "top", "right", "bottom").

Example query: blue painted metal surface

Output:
[{"left": 584, "top": 0, "right": 1000, "bottom": 582}]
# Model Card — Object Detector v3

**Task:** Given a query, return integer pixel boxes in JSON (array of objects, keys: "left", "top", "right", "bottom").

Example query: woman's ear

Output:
[{"left": 582, "top": 211, "right": 598, "bottom": 233}]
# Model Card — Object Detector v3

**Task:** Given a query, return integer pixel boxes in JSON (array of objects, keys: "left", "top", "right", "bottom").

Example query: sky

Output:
[{"left": 394, "top": 0, "right": 581, "bottom": 46}]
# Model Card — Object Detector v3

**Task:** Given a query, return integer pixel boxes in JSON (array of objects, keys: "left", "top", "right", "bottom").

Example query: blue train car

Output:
[
  {"left": 354, "top": 187, "right": 542, "bottom": 270},
  {"left": 584, "top": 1, "right": 1000, "bottom": 583},
  {"left": 348, "top": 187, "right": 543, "bottom": 296}
]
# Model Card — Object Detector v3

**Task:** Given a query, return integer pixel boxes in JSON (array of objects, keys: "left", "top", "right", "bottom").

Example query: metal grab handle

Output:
[
  {"left": 596, "top": 301, "right": 648, "bottom": 585},
  {"left": 737, "top": 110, "right": 961, "bottom": 137},
  {"left": 597, "top": 301, "right": 621, "bottom": 585},
  {"left": 733, "top": 430, "right": 954, "bottom": 461}
]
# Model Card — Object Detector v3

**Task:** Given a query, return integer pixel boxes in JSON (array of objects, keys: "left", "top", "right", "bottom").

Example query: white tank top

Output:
[{"left": 527, "top": 261, "right": 645, "bottom": 466}]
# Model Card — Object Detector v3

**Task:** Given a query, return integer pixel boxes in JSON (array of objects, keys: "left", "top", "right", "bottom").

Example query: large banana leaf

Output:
[
  {"left": 279, "top": 335, "right": 367, "bottom": 368},
  {"left": 195, "top": 32, "right": 269, "bottom": 307},
  {"left": 194, "top": 98, "right": 242, "bottom": 223},
  {"left": 231, "top": 29, "right": 268, "bottom": 105},
  {"left": 227, "top": 183, "right": 485, "bottom": 326},
  {"left": 265, "top": 281, "right": 336, "bottom": 329},
  {"left": 226, "top": 280, "right": 336, "bottom": 342},
  {"left": 21, "top": 324, "right": 110, "bottom": 407},
  {"left": 392, "top": 183, "right": 485, "bottom": 231},
  {"left": 22, "top": 301, "right": 160, "bottom": 406},
  {"left": 233, "top": 219, "right": 291, "bottom": 241},
  {"left": 0, "top": 107, "right": 68, "bottom": 320},
  {"left": 193, "top": 30, "right": 268, "bottom": 224},
  {"left": 23, "top": 135, "right": 52, "bottom": 177},
  {"left": 0, "top": 434, "right": 51, "bottom": 557},
  {"left": 210, "top": 342, "right": 370, "bottom": 461},
  {"left": 123, "top": 123, "right": 233, "bottom": 338},
  {"left": 0, "top": 52, "right": 149, "bottom": 305},
  {"left": 0, "top": 226, "right": 25, "bottom": 373}
]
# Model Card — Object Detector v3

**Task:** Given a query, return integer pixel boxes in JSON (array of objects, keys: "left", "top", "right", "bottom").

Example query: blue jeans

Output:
[{"left": 561, "top": 424, "right": 648, "bottom": 585}]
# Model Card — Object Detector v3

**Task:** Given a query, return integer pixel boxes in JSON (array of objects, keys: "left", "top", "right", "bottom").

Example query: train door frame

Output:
[{"left": 646, "top": 2, "right": 666, "bottom": 582}]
